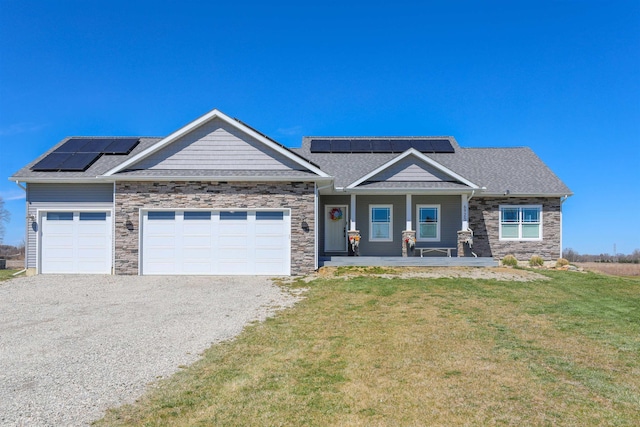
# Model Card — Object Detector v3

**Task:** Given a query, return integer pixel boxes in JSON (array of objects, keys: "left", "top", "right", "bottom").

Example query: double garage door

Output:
[
  {"left": 39, "top": 209, "right": 290, "bottom": 275},
  {"left": 142, "top": 210, "right": 291, "bottom": 275}
]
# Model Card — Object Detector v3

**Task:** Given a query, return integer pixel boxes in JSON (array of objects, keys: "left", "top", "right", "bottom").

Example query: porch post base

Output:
[
  {"left": 348, "top": 230, "right": 361, "bottom": 256},
  {"left": 402, "top": 230, "right": 416, "bottom": 257},
  {"left": 457, "top": 230, "right": 473, "bottom": 257}
]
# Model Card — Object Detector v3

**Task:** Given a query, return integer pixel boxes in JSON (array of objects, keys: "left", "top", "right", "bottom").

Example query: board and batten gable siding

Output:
[
  {"left": 369, "top": 157, "right": 453, "bottom": 182},
  {"left": 131, "top": 117, "right": 306, "bottom": 171},
  {"left": 26, "top": 183, "right": 114, "bottom": 268}
]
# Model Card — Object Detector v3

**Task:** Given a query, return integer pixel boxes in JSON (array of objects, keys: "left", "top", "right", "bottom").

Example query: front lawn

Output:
[{"left": 97, "top": 270, "right": 640, "bottom": 426}]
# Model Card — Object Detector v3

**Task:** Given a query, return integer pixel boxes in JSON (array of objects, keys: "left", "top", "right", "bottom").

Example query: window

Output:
[
  {"left": 184, "top": 211, "right": 211, "bottom": 220},
  {"left": 148, "top": 211, "right": 175, "bottom": 220},
  {"left": 47, "top": 212, "right": 73, "bottom": 221},
  {"left": 370, "top": 205, "right": 392, "bottom": 241},
  {"left": 256, "top": 211, "right": 284, "bottom": 220},
  {"left": 220, "top": 211, "right": 247, "bottom": 220},
  {"left": 417, "top": 205, "right": 440, "bottom": 241},
  {"left": 500, "top": 205, "right": 542, "bottom": 240},
  {"left": 79, "top": 212, "right": 106, "bottom": 221}
]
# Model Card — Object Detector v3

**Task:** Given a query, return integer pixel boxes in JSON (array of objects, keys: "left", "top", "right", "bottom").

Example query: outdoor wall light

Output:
[{"left": 301, "top": 218, "right": 310, "bottom": 232}]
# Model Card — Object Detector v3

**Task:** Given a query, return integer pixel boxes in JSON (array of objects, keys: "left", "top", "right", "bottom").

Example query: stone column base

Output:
[
  {"left": 402, "top": 230, "right": 416, "bottom": 257},
  {"left": 457, "top": 230, "right": 473, "bottom": 257},
  {"left": 348, "top": 230, "right": 361, "bottom": 256}
]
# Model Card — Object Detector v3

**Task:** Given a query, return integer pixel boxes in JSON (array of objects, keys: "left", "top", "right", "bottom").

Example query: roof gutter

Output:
[{"left": 14, "top": 180, "right": 26, "bottom": 191}]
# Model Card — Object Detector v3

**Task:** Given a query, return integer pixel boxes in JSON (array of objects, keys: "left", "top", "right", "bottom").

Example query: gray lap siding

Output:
[
  {"left": 114, "top": 181, "right": 315, "bottom": 275},
  {"left": 469, "top": 197, "right": 562, "bottom": 260}
]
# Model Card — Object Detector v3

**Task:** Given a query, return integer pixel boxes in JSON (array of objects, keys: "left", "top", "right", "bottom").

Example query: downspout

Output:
[{"left": 14, "top": 181, "right": 27, "bottom": 274}]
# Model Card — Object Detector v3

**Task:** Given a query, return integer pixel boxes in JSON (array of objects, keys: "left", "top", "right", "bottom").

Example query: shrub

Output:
[
  {"left": 556, "top": 258, "right": 570, "bottom": 268},
  {"left": 502, "top": 255, "right": 518, "bottom": 267},
  {"left": 529, "top": 255, "right": 545, "bottom": 267}
]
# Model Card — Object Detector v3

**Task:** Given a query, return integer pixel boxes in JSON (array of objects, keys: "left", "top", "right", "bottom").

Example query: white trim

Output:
[
  {"left": 103, "top": 109, "right": 329, "bottom": 178},
  {"left": 369, "top": 204, "right": 393, "bottom": 242},
  {"left": 350, "top": 194, "right": 357, "bottom": 231},
  {"left": 346, "top": 148, "right": 479, "bottom": 189},
  {"left": 461, "top": 194, "right": 469, "bottom": 230},
  {"left": 416, "top": 204, "right": 441, "bottom": 242},
  {"left": 405, "top": 194, "right": 412, "bottom": 231},
  {"left": 499, "top": 205, "right": 543, "bottom": 241}
]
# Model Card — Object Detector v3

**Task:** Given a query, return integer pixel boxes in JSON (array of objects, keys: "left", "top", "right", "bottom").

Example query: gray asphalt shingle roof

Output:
[
  {"left": 11, "top": 133, "right": 571, "bottom": 196},
  {"left": 293, "top": 137, "right": 572, "bottom": 195}
]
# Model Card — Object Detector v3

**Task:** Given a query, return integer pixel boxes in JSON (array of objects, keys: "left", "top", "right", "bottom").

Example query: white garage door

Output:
[
  {"left": 40, "top": 211, "right": 112, "bottom": 274},
  {"left": 142, "top": 210, "right": 290, "bottom": 275}
]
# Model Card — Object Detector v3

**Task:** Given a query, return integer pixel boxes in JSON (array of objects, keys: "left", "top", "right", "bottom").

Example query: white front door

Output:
[{"left": 324, "top": 205, "right": 348, "bottom": 252}]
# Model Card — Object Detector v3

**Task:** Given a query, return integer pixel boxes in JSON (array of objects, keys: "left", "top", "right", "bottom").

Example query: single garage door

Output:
[
  {"left": 141, "top": 210, "right": 290, "bottom": 275},
  {"left": 40, "top": 211, "right": 113, "bottom": 274}
]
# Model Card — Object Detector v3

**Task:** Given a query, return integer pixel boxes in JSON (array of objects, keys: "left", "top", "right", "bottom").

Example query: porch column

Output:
[
  {"left": 402, "top": 194, "right": 415, "bottom": 257},
  {"left": 461, "top": 194, "right": 469, "bottom": 231},
  {"left": 350, "top": 194, "right": 357, "bottom": 231}
]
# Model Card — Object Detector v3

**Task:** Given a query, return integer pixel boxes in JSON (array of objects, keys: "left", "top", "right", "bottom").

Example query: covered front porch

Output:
[
  {"left": 320, "top": 256, "right": 498, "bottom": 268},
  {"left": 320, "top": 193, "right": 476, "bottom": 259}
]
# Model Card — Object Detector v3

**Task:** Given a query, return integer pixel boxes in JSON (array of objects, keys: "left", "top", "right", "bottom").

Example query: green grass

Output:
[
  {"left": 96, "top": 270, "right": 640, "bottom": 426},
  {"left": 0, "top": 269, "right": 20, "bottom": 282}
]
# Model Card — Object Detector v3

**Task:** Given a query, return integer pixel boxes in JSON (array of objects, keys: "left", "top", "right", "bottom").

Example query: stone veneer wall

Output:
[
  {"left": 469, "top": 197, "right": 562, "bottom": 261},
  {"left": 114, "top": 181, "right": 316, "bottom": 275}
]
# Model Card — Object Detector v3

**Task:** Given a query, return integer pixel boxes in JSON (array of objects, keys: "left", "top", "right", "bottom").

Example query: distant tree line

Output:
[
  {"left": 563, "top": 248, "right": 640, "bottom": 264},
  {"left": 0, "top": 243, "right": 24, "bottom": 259}
]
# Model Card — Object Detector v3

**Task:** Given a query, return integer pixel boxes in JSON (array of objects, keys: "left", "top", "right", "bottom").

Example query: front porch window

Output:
[
  {"left": 370, "top": 205, "right": 392, "bottom": 241},
  {"left": 417, "top": 204, "right": 440, "bottom": 241}
]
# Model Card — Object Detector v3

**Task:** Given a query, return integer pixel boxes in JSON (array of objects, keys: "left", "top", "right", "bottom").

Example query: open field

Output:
[
  {"left": 97, "top": 269, "right": 640, "bottom": 426},
  {"left": 577, "top": 262, "right": 640, "bottom": 277}
]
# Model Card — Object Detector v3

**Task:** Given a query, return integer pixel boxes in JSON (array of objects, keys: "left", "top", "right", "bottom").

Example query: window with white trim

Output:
[
  {"left": 416, "top": 204, "right": 440, "bottom": 241},
  {"left": 500, "top": 205, "right": 542, "bottom": 240},
  {"left": 370, "top": 205, "right": 392, "bottom": 241}
]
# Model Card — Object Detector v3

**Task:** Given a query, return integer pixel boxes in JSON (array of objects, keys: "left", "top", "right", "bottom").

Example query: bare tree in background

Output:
[{"left": 0, "top": 196, "right": 10, "bottom": 244}]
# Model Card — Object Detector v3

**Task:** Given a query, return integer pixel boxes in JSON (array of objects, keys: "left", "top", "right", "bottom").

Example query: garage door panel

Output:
[
  {"left": 40, "top": 211, "right": 112, "bottom": 274},
  {"left": 142, "top": 210, "right": 289, "bottom": 275}
]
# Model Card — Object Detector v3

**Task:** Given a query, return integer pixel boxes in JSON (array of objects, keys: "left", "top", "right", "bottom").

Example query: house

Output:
[{"left": 9, "top": 109, "right": 572, "bottom": 275}]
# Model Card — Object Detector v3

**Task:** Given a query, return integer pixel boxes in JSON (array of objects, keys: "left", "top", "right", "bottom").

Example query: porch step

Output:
[{"left": 320, "top": 256, "right": 499, "bottom": 268}]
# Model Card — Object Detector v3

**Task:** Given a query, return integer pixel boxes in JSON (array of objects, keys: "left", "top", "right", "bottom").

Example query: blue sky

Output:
[{"left": 1, "top": 0, "right": 638, "bottom": 254}]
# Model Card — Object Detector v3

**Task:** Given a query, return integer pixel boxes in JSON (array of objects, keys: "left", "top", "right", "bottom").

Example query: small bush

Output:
[
  {"left": 502, "top": 255, "right": 518, "bottom": 267},
  {"left": 556, "top": 258, "right": 570, "bottom": 268},
  {"left": 529, "top": 255, "right": 545, "bottom": 267}
]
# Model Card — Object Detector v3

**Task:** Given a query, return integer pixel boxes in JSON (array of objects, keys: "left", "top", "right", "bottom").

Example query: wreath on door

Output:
[{"left": 329, "top": 207, "right": 343, "bottom": 221}]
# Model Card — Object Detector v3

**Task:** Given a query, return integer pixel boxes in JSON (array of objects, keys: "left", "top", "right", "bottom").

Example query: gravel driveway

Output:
[{"left": 0, "top": 275, "right": 299, "bottom": 426}]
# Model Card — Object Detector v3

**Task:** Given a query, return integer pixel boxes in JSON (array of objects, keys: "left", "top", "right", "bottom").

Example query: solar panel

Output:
[
  {"left": 310, "top": 139, "right": 331, "bottom": 153},
  {"left": 391, "top": 140, "right": 412, "bottom": 152},
  {"left": 52, "top": 139, "right": 92, "bottom": 153},
  {"left": 410, "top": 140, "right": 434, "bottom": 152},
  {"left": 32, "top": 152, "right": 74, "bottom": 171},
  {"left": 350, "top": 140, "right": 372, "bottom": 153},
  {"left": 330, "top": 140, "right": 351, "bottom": 153},
  {"left": 371, "top": 139, "right": 392, "bottom": 152},
  {"left": 430, "top": 139, "right": 455, "bottom": 153},
  {"left": 57, "top": 152, "right": 102, "bottom": 171},
  {"left": 103, "top": 138, "right": 139, "bottom": 155},
  {"left": 79, "top": 139, "right": 111, "bottom": 152}
]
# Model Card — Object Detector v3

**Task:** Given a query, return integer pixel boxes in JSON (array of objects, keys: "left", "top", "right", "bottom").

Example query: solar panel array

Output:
[
  {"left": 32, "top": 138, "right": 139, "bottom": 172},
  {"left": 309, "top": 138, "right": 454, "bottom": 154}
]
